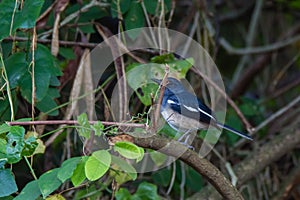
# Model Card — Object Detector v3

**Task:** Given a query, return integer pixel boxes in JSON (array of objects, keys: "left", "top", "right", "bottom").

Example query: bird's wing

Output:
[{"left": 167, "top": 92, "right": 216, "bottom": 124}]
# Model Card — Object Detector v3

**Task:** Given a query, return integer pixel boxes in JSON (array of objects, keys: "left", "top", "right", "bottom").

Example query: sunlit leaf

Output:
[
  {"left": 85, "top": 150, "right": 111, "bottom": 181},
  {"left": 114, "top": 141, "right": 144, "bottom": 160},
  {"left": 71, "top": 156, "right": 88, "bottom": 186}
]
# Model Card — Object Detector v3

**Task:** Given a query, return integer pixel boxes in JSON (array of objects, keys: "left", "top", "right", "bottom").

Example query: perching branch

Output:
[{"left": 134, "top": 135, "right": 244, "bottom": 200}]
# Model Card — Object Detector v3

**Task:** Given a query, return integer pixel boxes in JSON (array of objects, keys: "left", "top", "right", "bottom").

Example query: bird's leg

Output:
[{"left": 177, "top": 129, "right": 195, "bottom": 150}]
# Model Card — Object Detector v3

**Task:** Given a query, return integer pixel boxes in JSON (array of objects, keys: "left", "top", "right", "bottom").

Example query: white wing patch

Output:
[
  {"left": 197, "top": 107, "right": 216, "bottom": 120},
  {"left": 167, "top": 99, "right": 179, "bottom": 105},
  {"left": 183, "top": 105, "right": 199, "bottom": 112}
]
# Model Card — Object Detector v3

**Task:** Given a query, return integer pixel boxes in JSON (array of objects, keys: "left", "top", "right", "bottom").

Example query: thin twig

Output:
[
  {"left": 9, "top": 0, "right": 18, "bottom": 36},
  {"left": 254, "top": 95, "right": 300, "bottom": 133},
  {"left": 232, "top": 0, "right": 263, "bottom": 84},
  {"left": 30, "top": 27, "right": 37, "bottom": 127},
  {"left": 0, "top": 53, "right": 14, "bottom": 121},
  {"left": 153, "top": 64, "right": 169, "bottom": 131},
  {"left": 95, "top": 24, "right": 127, "bottom": 121},
  {"left": 5, "top": 36, "right": 98, "bottom": 48},
  {"left": 7, "top": 120, "right": 147, "bottom": 128},
  {"left": 38, "top": 0, "right": 109, "bottom": 38},
  {"left": 219, "top": 34, "right": 300, "bottom": 55}
]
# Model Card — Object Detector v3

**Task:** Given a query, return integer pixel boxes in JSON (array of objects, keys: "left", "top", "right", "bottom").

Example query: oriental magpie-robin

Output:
[{"left": 152, "top": 77, "right": 253, "bottom": 141}]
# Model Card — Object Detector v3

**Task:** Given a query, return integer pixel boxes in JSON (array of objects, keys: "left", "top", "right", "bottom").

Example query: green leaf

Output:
[
  {"left": 0, "top": 139, "right": 7, "bottom": 161},
  {"left": 20, "top": 44, "right": 61, "bottom": 103},
  {"left": 168, "top": 58, "right": 194, "bottom": 78},
  {"left": 38, "top": 168, "right": 62, "bottom": 198},
  {"left": 111, "top": 0, "right": 132, "bottom": 18},
  {"left": 0, "top": 0, "right": 19, "bottom": 41},
  {"left": 59, "top": 47, "right": 76, "bottom": 60},
  {"left": 127, "top": 63, "right": 164, "bottom": 106},
  {"left": 21, "top": 136, "right": 38, "bottom": 157},
  {"left": 35, "top": 88, "right": 60, "bottom": 116},
  {"left": 46, "top": 194, "right": 66, "bottom": 200},
  {"left": 0, "top": 123, "right": 11, "bottom": 134},
  {"left": 57, "top": 157, "right": 81, "bottom": 182},
  {"left": 0, "top": 169, "right": 18, "bottom": 197},
  {"left": 3, "top": 52, "right": 28, "bottom": 89},
  {"left": 149, "top": 150, "right": 167, "bottom": 167},
  {"left": 111, "top": 155, "right": 137, "bottom": 183},
  {"left": 85, "top": 150, "right": 111, "bottom": 181},
  {"left": 14, "top": 0, "right": 45, "bottom": 29},
  {"left": 186, "top": 167, "right": 203, "bottom": 192},
  {"left": 0, "top": 158, "right": 7, "bottom": 169},
  {"left": 132, "top": 182, "right": 160, "bottom": 200},
  {"left": 71, "top": 156, "right": 88, "bottom": 186},
  {"left": 124, "top": 1, "right": 144, "bottom": 39},
  {"left": 14, "top": 180, "right": 41, "bottom": 200},
  {"left": 77, "top": 113, "right": 91, "bottom": 139},
  {"left": 0, "top": 0, "right": 45, "bottom": 41},
  {"left": 151, "top": 53, "right": 175, "bottom": 63},
  {"left": 6, "top": 126, "right": 25, "bottom": 164},
  {"left": 114, "top": 141, "right": 144, "bottom": 160},
  {"left": 144, "top": 0, "right": 171, "bottom": 15},
  {"left": 91, "top": 121, "right": 104, "bottom": 136},
  {"left": 152, "top": 168, "right": 171, "bottom": 187},
  {"left": 115, "top": 188, "right": 132, "bottom": 200}
]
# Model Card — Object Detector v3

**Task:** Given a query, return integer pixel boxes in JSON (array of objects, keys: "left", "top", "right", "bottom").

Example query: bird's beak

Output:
[{"left": 151, "top": 78, "right": 162, "bottom": 84}]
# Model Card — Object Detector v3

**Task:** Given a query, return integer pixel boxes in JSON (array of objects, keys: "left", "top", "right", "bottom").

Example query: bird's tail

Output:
[{"left": 216, "top": 122, "right": 253, "bottom": 141}]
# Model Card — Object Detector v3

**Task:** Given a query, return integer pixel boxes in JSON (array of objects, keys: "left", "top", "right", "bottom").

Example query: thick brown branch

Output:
[{"left": 134, "top": 136, "right": 244, "bottom": 200}]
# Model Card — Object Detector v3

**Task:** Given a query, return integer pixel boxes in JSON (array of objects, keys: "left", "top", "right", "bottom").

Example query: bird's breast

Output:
[{"left": 161, "top": 107, "right": 208, "bottom": 131}]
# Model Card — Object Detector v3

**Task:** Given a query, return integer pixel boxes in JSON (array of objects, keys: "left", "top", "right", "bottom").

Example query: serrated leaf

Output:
[
  {"left": 85, "top": 150, "right": 111, "bottom": 181},
  {"left": 91, "top": 121, "right": 104, "bottom": 136},
  {"left": 114, "top": 141, "right": 144, "bottom": 160},
  {"left": 77, "top": 113, "right": 91, "bottom": 139},
  {"left": 38, "top": 168, "right": 62, "bottom": 198},
  {"left": 57, "top": 157, "right": 81, "bottom": 183},
  {"left": 0, "top": 169, "right": 18, "bottom": 197},
  {"left": 71, "top": 156, "right": 88, "bottom": 186},
  {"left": 14, "top": 180, "right": 41, "bottom": 200}
]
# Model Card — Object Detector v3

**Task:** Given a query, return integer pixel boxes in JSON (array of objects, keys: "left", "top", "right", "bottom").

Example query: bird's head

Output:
[{"left": 152, "top": 77, "right": 186, "bottom": 94}]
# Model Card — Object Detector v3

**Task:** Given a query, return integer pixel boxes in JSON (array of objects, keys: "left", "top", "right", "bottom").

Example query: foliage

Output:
[{"left": 0, "top": 0, "right": 299, "bottom": 199}]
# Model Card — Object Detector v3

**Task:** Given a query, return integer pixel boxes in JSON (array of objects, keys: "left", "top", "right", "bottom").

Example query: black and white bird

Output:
[{"left": 152, "top": 77, "right": 253, "bottom": 141}]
